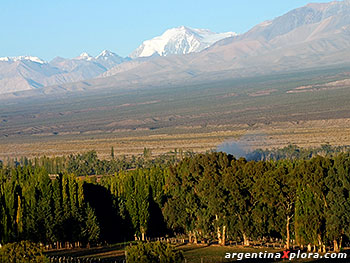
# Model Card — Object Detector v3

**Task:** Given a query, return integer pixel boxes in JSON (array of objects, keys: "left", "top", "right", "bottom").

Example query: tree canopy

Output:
[{"left": 1, "top": 150, "right": 350, "bottom": 252}]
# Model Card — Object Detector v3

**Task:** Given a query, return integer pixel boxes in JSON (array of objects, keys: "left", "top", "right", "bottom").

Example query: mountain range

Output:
[
  {"left": 0, "top": 27, "right": 235, "bottom": 95},
  {"left": 1, "top": 0, "right": 350, "bottom": 97},
  {"left": 0, "top": 50, "right": 128, "bottom": 94}
]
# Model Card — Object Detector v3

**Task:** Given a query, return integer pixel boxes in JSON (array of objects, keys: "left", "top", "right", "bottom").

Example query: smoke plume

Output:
[{"left": 217, "top": 133, "right": 267, "bottom": 159}]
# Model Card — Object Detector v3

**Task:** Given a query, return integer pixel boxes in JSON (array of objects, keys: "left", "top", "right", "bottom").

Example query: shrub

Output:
[
  {"left": 126, "top": 241, "right": 183, "bottom": 263},
  {"left": 0, "top": 241, "right": 47, "bottom": 263}
]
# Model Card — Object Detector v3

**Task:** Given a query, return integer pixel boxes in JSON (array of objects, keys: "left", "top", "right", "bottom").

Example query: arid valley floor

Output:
[{"left": 2, "top": 66, "right": 350, "bottom": 159}]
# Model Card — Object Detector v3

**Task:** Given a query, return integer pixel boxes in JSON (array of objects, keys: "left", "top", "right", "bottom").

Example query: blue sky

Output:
[{"left": 1, "top": 0, "right": 335, "bottom": 60}]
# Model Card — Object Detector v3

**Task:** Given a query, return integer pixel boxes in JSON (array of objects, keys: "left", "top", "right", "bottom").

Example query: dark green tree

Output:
[
  {"left": 83, "top": 204, "right": 100, "bottom": 245},
  {"left": 126, "top": 242, "right": 183, "bottom": 263}
]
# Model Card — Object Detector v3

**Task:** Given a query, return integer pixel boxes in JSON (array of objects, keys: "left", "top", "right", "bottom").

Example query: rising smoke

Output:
[
  {"left": 217, "top": 133, "right": 267, "bottom": 160},
  {"left": 217, "top": 140, "right": 248, "bottom": 158}
]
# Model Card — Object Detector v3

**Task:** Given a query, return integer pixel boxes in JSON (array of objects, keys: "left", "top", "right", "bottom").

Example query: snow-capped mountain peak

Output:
[
  {"left": 130, "top": 26, "right": 237, "bottom": 58},
  {"left": 0, "top": 56, "right": 46, "bottom": 64},
  {"left": 75, "top": 52, "right": 94, "bottom": 61},
  {"left": 96, "top": 50, "right": 118, "bottom": 60},
  {"left": 94, "top": 50, "right": 126, "bottom": 67}
]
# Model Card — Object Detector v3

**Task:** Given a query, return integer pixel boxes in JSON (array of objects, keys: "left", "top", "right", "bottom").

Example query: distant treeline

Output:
[
  {"left": 247, "top": 144, "right": 350, "bottom": 161},
  {"left": 0, "top": 148, "right": 194, "bottom": 176},
  {"left": 1, "top": 150, "right": 350, "bottom": 253}
]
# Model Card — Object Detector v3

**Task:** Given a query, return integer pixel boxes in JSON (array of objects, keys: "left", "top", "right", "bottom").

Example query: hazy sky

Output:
[{"left": 1, "top": 0, "right": 335, "bottom": 60}]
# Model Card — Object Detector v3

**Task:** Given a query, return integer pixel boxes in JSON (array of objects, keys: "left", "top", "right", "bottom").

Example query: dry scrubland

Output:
[
  {"left": 1, "top": 118, "right": 350, "bottom": 159},
  {"left": 1, "top": 67, "right": 350, "bottom": 159}
]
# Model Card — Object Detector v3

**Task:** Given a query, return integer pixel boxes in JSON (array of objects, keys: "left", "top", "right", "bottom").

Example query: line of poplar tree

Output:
[{"left": 1, "top": 151, "right": 350, "bottom": 252}]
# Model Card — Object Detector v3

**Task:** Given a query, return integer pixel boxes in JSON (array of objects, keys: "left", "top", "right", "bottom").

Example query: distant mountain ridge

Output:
[
  {"left": 0, "top": 56, "right": 45, "bottom": 64},
  {"left": 2, "top": 0, "right": 350, "bottom": 97},
  {"left": 129, "top": 26, "right": 237, "bottom": 58},
  {"left": 0, "top": 50, "right": 128, "bottom": 94},
  {"left": 96, "top": 0, "right": 350, "bottom": 92},
  {"left": 0, "top": 26, "right": 236, "bottom": 95}
]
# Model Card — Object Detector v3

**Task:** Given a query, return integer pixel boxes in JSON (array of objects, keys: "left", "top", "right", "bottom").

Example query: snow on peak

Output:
[
  {"left": 74, "top": 50, "right": 122, "bottom": 62},
  {"left": 96, "top": 50, "right": 117, "bottom": 59},
  {"left": 99, "top": 50, "right": 112, "bottom": 56},
  {"left": 95, "top": 50, "right": 125, "bottom": 67},
  {"left": 75, "top": 52, "right": 94, "bottom": 61},
  {"left": 80, "top": 52, "right": 91, "bottom": 57},
  {"left": 130, "top": 26, "right": 237, "bottom": 58},
  {"left": 0, "top": 56, "right": 45, "bottom": 64}
]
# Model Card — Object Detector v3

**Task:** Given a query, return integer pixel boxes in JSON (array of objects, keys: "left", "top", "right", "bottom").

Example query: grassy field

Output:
[
  {"left": 45, "top": 243, "right": 350, "bottom": 262},
  {"left": 44, "top": 243, "right": 282, "bottom": 262},
  {"left": 1, "top": 66, "right": 350, "bottom": 158}
]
